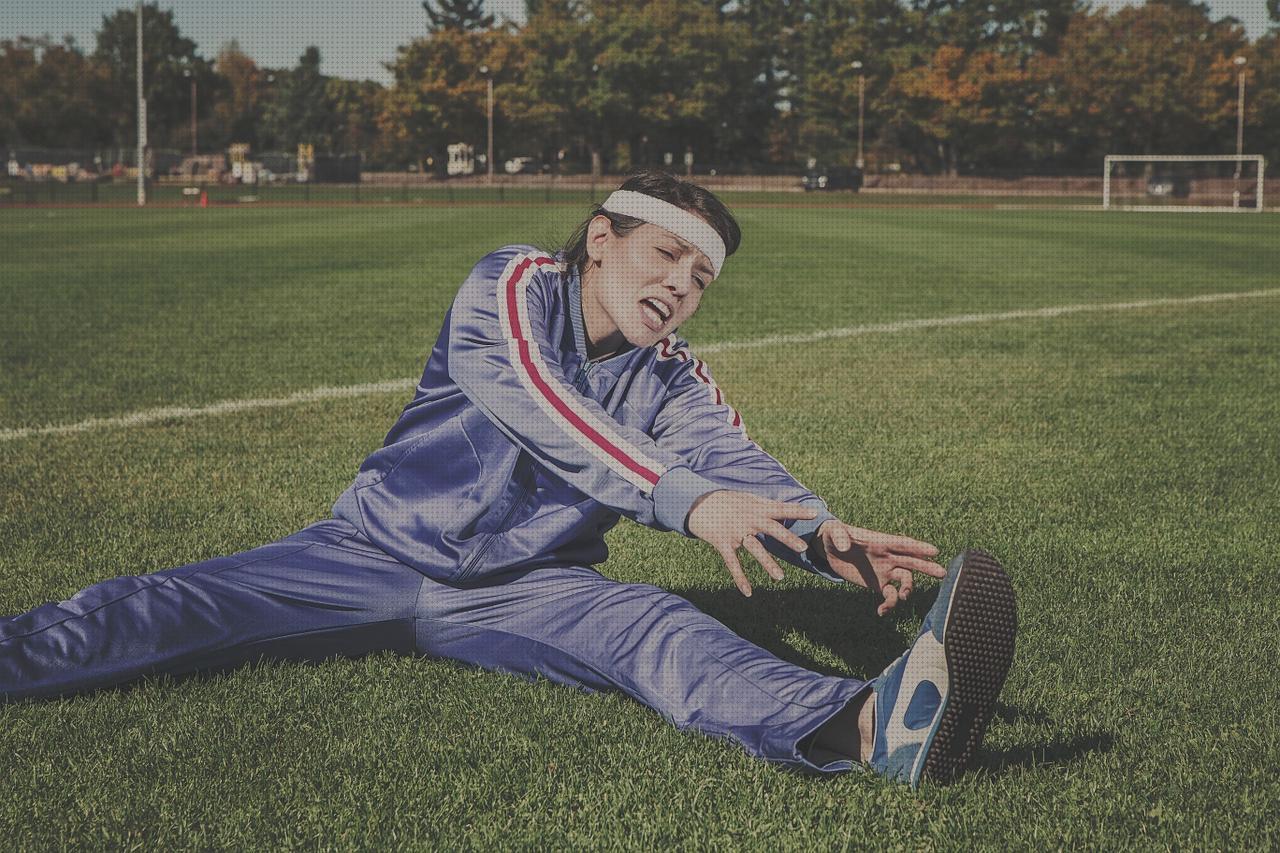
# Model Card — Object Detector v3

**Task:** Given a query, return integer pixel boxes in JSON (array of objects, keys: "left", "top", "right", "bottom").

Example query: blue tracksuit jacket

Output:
[{"left": 332, "top": 245, "right": 840, "bottom": 584}]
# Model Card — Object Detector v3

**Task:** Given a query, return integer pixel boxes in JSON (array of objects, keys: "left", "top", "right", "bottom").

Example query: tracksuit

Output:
[{"left": 0, "top": 246, "right": 868, "bottom": 772}]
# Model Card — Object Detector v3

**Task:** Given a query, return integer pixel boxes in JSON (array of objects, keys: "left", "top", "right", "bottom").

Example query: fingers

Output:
[
  {"left": 877, "top": 581, "right": 899, "bottom": 616},
  {"left": 891, "top": 567, "right": 914, "bottom": 600},
  {"left": 877, "top": 569, "right": 919, "bottom": 615},
  {"left": 895, "top": 554, "right": 947, "bottom": 579},
  {"left": 742, "top": 536, "right": 785, "bottom": 582},
  {"left": 720, "top": 537, "right": 789, "bottom": 597},
  {"left": 762, "top": 520, "right": 809, "bottom": 553},
  {"left": 719, "top": 546, "right": 753, "bottom": 598},
  {"left": 845, "top": 525, "right": 939, "bottom": 558},
  {"left": 693, "top": 493, "right": 823, "bottom": 596}
]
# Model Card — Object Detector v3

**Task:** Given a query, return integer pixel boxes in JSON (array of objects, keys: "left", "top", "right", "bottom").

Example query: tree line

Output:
[{"left": 2, "top": 0, "right": 1278, "bottom": 175}]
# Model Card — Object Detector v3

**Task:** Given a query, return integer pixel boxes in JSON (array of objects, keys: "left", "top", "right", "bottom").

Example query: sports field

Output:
[{"left": 2, "top": 202, "right": 1277, "bottom": 848}]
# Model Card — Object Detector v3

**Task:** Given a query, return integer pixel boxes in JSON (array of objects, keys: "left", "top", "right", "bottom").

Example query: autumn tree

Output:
[
  {"left": 889, "top": 44, "right": 1030, "bottom": 173},
  {"left": 493, "top": 1, "right": 596, "bottom": 171},
  {"left": 1033, "top": 3, "right": 1250, "bottom": 168}
]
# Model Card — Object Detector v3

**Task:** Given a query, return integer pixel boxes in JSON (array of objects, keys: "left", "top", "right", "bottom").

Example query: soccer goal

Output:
[{"left": 1102, "top": 155, "right": 1265, "bottom": 212}]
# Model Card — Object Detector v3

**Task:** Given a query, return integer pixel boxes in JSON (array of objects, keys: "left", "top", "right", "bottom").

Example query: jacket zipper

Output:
[
  {"left": 455, "top": 457, "right": 533, "bottom": 582},
  {"left": 460, "top": 363, "right": 589, "bottom": 581},
  {"left": 574, "top": 363, "right": 593, "bottom": 392}
]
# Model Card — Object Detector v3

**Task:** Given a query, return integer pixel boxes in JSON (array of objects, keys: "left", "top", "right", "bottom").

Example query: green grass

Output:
[
  {"left": 2, "top": 205, "right": 1278, "bottom": 848},
  {"left": 1, "top": 177, "right": 1106, "bottom": 209}
]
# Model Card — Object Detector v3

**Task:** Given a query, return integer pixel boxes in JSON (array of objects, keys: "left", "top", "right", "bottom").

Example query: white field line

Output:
[
  {"left": 0, "top": 380, "right": 415, "bottom": 442},
  {"left": 3, "top": 287, "right": 1279, "bottom": 444},
  {"left": 695, "top": 286, "right": 1280, "bottom": 355}
]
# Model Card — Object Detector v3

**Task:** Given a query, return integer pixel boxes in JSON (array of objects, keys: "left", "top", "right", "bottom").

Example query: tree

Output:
[
  {"left": 1033, "top": 4, "right": 1250, "bottom": 168},
  {"left": 378, "top": 26, "right": 518, "bottom": 170},
  {"left": 890, "top": 44, "right": 1030, "bottom": 173},
  {"left": 488, "top": 1, "right": 590, "bottom": 170},
  {"left": 722, "top": 0, "right": 805, "bottom": 166},
  {"left": 771, "top": 0, "right": 898, "bottom": 169},
  {"left": 94, "top": 3, "right": 211, "bottom": 148},
  {"left": 260, "top": 47, "right": 332, "bottom": 151},
  {"left": 1246, "top": 32, "right": 1279, "bottom": 167},
  {"left": 905, "top": 0, "right": 1079, "bottom": 56},
  {"left": 209, "top": 40, "right": 266, "bottom": 150},
  {"left": 502, "top": 0, "right": 764, "bottom": 174},
  {"left": 0, "top": 36, "right": 115, "bottom": 149},
  {"left": 326, "top": 78, "right": 387, "bottom": 159},
  {"left": 423, "top": 0, "right": 495, "bottom": 31},
  {"left": 590, "top": 0, "right": 761, "bottom": 171}
]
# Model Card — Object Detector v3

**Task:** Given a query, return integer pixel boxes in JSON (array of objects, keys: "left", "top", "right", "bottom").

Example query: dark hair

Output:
[{"left": 559, "top": 170, "right": 742, "bottom": 275}]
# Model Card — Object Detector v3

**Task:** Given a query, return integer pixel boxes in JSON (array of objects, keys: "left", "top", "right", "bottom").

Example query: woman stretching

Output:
[{"left": 0, "top": 171, "right": 1016, "bottom": 788}]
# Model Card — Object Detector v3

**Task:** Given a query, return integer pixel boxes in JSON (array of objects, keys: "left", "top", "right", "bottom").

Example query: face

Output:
[{"left": 581, "top": 217, "right": 716, "bottom": 353}]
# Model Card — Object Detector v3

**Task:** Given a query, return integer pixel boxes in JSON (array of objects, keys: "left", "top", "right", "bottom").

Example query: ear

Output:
[{"left": 584, "top": 214, "right": 613, "bottom": 265}]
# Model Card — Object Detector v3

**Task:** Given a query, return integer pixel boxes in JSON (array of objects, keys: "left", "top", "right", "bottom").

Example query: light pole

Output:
[
  {"left": 480, "top": 64, "right": 494, "bottom": 184},
  {"left": 183, "top": 66, "right": 197, "bottom": 158},
  {"left": 851, "top": 60, "right": 866, "bottom": 170},
  {"left": 135, "top": 0, "right": 145, "bottom": 206},
  {"left": 1234, "top": 55, "right": 1247, "bottom": 180},
  {"left": 590, "top": 63, "right": 602, "bottom": 180}
]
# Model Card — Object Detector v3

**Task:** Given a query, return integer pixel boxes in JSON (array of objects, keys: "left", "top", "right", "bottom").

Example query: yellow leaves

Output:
[{"left": 895, "top": 44, "right": 1027, "bottom": 114}]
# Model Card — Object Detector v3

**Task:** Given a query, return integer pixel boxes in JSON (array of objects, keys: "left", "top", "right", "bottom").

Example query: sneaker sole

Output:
[{"left": 920, "top": 548, "right": 1017, "bottom": 784}]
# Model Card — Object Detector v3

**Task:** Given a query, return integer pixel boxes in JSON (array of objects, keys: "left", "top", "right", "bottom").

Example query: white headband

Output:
[{"left": 600, "top": 189, "right": 727, "bottom": 279}]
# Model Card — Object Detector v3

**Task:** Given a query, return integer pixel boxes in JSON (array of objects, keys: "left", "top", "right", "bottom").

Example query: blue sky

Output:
[{"left": 2, "top": 0, "right": 1272, "bottom": 86}]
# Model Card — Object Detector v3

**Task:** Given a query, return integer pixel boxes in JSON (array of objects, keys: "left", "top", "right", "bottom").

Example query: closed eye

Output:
[{"left": 657, "top": 246, "right": 706, "bottom": 290}]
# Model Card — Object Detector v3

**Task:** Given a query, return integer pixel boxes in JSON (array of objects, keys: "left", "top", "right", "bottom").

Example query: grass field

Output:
[
  {"left": 1, "top": 178, "right": 1109, "bottom": 209},
  {"left": 2, "top": 203, "right": 1278, "bottom": 848}
]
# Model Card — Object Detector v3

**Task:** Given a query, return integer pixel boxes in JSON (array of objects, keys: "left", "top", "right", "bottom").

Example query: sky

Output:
[{"left": 1, "top": 0, "right": 1273, "bottom": 86}]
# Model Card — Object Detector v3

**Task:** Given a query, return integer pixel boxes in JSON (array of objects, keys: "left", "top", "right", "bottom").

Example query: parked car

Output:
[
  {"left": 504, "top": 156, "right": 539, "bottom": 174},
  {"left": 1146, "top": 175, "right": 1191, "bottom": 199},
  {"left": 802, "top": 166, "right": 863, "bottom": 192}
]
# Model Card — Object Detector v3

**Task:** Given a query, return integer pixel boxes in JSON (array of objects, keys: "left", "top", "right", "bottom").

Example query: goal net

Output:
[{"left": 1103, "top": 155, "right": 1265, "bottom": 212}]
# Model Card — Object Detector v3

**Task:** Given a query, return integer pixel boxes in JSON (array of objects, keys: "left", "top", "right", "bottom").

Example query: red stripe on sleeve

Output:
[{"left": 506, "top": 255, "right": 662, "bottom": 486}]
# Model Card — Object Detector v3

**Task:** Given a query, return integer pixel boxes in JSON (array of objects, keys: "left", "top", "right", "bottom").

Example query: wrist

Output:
[{"left": 653, "top": 466, "right": 722, "bottom": 536}]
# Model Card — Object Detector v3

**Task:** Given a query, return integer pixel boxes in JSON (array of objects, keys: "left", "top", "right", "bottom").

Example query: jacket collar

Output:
[{"left": 565, "top": 261, "right": 639, "bottom": 374}]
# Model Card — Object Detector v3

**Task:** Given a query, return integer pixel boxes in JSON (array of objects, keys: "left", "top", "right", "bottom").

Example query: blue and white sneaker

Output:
[{"left": 868, "top": 548, "right": 1017, "bottom": 788}]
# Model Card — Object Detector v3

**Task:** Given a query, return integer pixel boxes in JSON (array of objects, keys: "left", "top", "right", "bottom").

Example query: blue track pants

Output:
[{"left": 0, "top": 519, "right": 866, "bottom": 772}]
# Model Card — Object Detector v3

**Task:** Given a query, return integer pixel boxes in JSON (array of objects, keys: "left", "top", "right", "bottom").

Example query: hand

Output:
[
  {"left": 686, "top": 490, "right": 817, "bottom": 597},
  {"left": 816, "top": 520, "right": 946, "bottom": 616}
]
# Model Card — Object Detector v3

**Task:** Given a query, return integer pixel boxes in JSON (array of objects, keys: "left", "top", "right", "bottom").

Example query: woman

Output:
[{"left": 0, "top": 171, "right": 1016, "bottom": 788}]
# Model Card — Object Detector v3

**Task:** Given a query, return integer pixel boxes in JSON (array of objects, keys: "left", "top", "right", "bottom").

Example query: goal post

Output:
[{"left": 1102, "top": 154, "right": 1265, "bottom": 212}]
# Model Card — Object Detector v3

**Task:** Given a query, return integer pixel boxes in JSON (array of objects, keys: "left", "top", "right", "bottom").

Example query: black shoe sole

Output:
[{"left": 920, "top": 548, "right": 1017, "bottom": 785}]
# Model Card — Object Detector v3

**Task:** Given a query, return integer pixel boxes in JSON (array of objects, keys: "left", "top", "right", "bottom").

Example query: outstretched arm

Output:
[{"left": 652, "top": 339, "right": 944, "bottom": 609}]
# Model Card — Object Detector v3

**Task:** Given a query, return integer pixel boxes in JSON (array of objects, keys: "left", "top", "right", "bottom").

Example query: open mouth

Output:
[{"left": 639, "top": 297, "right": 672, "bottom": 330}]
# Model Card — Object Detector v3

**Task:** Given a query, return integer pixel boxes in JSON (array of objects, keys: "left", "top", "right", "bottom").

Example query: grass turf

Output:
[
  {"left": 1, "top": 204, "right": 1278, "bottom": 848},
  {"left": 2, "top": 179, "right": 1107, "bottom": 209}
]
